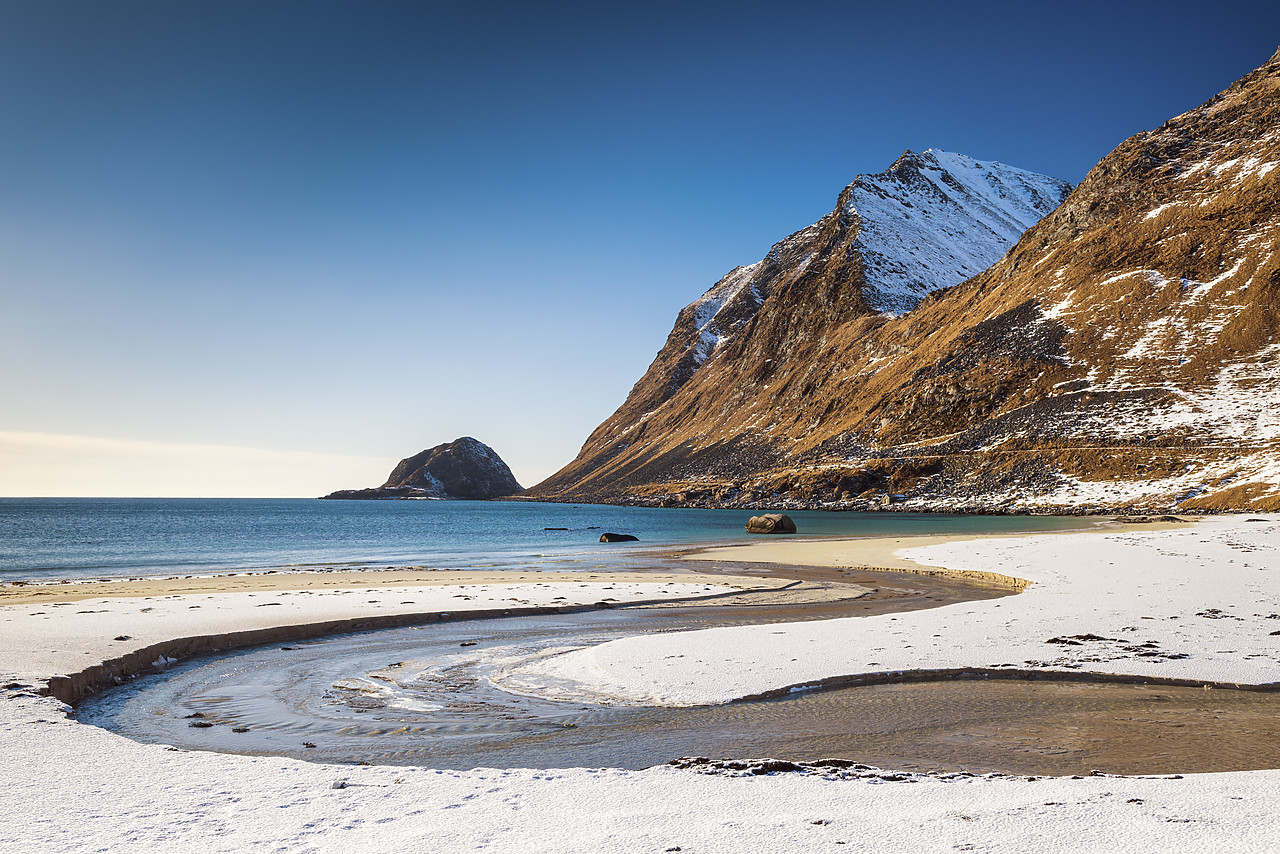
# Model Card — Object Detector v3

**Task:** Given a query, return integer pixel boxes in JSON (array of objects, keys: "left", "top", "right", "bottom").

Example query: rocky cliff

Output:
[
  {"left": 529, "top": 48, "right": 1280, "bottom": 513},
  {"left": 322, "top": 437, "right": 522, "bottom": 500}
]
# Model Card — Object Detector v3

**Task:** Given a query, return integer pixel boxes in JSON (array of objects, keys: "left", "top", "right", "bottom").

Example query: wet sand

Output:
[
  {"left": 4, "top": 515, "right": 1182, "bottom": 607},
  {"left": 0, "top": 569, "right": 786, "bottom": 607},
  {"left": 682, "top": 517, "right": 1196, "bottom": 585}
]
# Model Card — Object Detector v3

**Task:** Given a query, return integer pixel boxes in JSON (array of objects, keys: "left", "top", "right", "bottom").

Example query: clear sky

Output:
[{"left": 2, "top": 1, "right": 1277, "bottom": 496}]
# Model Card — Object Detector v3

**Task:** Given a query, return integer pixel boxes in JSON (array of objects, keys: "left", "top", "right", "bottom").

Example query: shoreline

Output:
[
  {"left": 4, "top": 515, "right": 1280, "bottom": 851},
  {"left": 680, "top": 516, "right": 1196, "bottom": 590},
  {"left": 501, "top": 515, "right": 1274, "bottom": 707},
  {"left": 2, "top": 519, "right": 1190, "bottom": 702},
  {"left": 0, "top": 511, "right": 1141, "bottom": 606},
  {"left": 0, "top": 504, "right": 1117, "bottom": 593}
]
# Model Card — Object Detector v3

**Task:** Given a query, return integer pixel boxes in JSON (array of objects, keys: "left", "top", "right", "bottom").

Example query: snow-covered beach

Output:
[{"left": 4, "top": 517, "right": 1280, "bottom": 852}]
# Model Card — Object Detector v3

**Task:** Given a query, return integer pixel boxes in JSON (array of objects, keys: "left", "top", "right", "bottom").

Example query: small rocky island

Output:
[{"left": 321, "top": 437, "right": 523, "bottom": 500}]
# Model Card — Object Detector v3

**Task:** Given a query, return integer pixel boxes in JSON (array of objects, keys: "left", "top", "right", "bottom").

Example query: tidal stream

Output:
[{"left": 76, "top": 562, "right": 1280, "bottom": 776}]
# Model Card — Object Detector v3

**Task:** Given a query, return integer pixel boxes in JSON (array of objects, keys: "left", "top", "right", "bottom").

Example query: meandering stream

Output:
[{"left": 76, "top": 562, "right": 1280, "bottom": 776}]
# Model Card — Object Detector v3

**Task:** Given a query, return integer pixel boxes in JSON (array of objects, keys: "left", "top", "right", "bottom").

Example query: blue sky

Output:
[{"left": 1, "top": 1, "right": 1277, "bottom": 495}]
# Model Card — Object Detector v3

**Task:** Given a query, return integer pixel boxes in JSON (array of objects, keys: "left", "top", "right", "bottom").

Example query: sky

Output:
[{"left": 1, "top": 0, "right": 1277, "bottom": 497}]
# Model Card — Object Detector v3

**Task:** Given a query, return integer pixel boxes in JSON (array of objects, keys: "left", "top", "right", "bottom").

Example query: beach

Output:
[{"left": 3, "top": 516, "right": 1279, "bottom": 852}]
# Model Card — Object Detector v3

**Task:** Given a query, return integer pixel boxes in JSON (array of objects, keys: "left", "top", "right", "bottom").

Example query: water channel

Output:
[{"left": 76, "top": 559, "right": 1280, "bottom": 776}]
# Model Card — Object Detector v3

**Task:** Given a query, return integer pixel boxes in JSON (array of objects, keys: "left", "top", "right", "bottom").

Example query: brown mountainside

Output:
[{"left": 531, "top": 48, "right": 1280, "bottom": 513}]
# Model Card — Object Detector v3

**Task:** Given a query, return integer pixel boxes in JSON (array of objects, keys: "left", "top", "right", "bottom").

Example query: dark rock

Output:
[
  {"left": 746, "top": 514, "right": 797, "bottom": 534},
  {"left": 322, "top": 437, "right": 522, "bottom": 500},
  {"left": 599, "top": 532, "right": 639, "bottom": 542}
]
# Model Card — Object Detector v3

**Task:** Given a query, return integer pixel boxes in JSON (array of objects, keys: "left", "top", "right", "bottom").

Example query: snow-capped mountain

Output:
[
  {"left": 563, "top": 149, "right": 1069, "bottom": 461},
  {"left": 851, "top": 149, "right": 1071, "bottom": 313},
  {"left": 532, "top": 47, "right": 1280, "bottom": 513},
  {"left": 685, "top": 149, "right": 1069, "bottom": 370}
]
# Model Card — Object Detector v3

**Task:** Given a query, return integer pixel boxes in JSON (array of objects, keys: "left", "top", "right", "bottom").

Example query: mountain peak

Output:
[
  {"left": 845, "top": 149, "right": 1072, "bottom": 313},
  {"left": 529, "top": 47, "right": 1280, "bottom": 513},
  {"left": 529, "top": 151, "right": 1070, "bottom": 500}
]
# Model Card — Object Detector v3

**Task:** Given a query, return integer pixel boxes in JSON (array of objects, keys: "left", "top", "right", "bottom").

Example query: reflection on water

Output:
[{"left": 78, "top": 591, "right": 1280, "bottom": 776}]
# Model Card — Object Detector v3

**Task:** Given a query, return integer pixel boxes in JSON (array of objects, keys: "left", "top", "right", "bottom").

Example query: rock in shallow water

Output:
[{"left": 746, "top": 514, "right": 796, "bottom": 534}]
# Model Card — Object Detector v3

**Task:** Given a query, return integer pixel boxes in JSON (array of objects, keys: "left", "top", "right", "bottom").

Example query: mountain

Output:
[
  {"left": 322, "top": 437, "right": 522, "bottom": 500},
  {"left": 595, "top": 149, "right": 1070, "bottom": 438},
  {"left": 529, "top": 48, "right": 1280, "bottom": 513}
]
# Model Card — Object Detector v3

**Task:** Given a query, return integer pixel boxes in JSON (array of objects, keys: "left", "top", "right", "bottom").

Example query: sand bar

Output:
[
  {"left": 0, "top": 568, "right": 786, "bottom": 607},
  {"left": 684, "top": 517, "right": 1195, "bottom": 581}
]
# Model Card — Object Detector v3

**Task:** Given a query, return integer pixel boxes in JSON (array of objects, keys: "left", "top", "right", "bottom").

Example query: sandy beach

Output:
[
  {"left": 4, "top": 516, "right": 1280, "bottom": 852},
  {"left": 684, "top": 516, "right": 1194, "bottom": 584},
  {"left": 0, "top": 568, "right": 770, "bottom": 607}
]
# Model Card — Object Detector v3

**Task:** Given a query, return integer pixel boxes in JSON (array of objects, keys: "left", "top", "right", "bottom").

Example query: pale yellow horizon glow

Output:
[{"left": 0, "top": 431, "right": 389, "bottom": 498}]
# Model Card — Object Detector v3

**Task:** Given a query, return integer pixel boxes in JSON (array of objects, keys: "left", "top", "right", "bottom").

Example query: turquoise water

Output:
[{"left": 0, "top": 498, "right": 1087, "bottom": 581}]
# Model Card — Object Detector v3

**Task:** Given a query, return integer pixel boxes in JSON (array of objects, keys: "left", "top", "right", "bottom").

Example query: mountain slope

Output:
[
  {"left": 533, "top": 150, "right": 1068, "bottom": 499},
  {"left": 530, "top": 48, "right": 1280, "bottom": 513}
]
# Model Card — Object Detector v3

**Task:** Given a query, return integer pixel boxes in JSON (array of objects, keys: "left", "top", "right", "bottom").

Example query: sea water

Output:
[{"left": 0, "top": 498, "right": 1087, "bottom": 582}]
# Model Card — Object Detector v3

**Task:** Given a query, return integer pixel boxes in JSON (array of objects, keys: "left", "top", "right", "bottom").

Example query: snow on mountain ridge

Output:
[
  {"left": 530, "top": 48, "right": 1280, "bottom": 513},
  {"left": 687, "top": 224, "right": 822, "bottom": 366},
  {"left": 851, "top": 148, "right": 1073, "bottom": 313},
  {"left": 684, "top": 150, "right": 1070, "bottom": 365}
]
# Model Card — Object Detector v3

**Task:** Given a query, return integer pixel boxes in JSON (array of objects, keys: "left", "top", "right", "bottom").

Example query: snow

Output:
[
  {"left": 5, "top": 521, "right": 1280, "bottom": 852},
  {"left": 503, "top": 518, "right": 1280, "bottom": 705},
  {"left": 1021, "top": 225, "right": 1280, "bottom": 491},
  {"left": 678, "top": 150, "right": 1069, "bottom": 366},
  {"left": 0, "top": 580, "right": 732, "bottom": 683},
  {"left": 851, "top": 149, "right": 1070, "bottom": 314},
  {"left": 6, "top": 704, "right": 1277, "bottom": 853},
  {"left": 1144, "top": 203, "right": 1180, "bottom": 220},
  {"left": 1082, "top": 337, "right": 1280, "bottom": 453},
  {"left": 688, "top": 261, "right": 767, "bottom": 365}
]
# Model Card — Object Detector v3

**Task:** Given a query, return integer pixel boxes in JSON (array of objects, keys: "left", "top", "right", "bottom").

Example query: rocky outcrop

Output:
[
  {"left": 528, "top": 48, "right": 1280, "bottom": 513},
  {"left": 322, "top": 437, "right": 522, "bottom": 500}
]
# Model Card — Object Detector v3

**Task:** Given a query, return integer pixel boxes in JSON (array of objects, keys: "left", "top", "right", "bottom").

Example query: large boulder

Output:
[
  {"left": 599, "top": 532, "right": 639, "bottom": 543},
  {"left": 745, "top": 514, "right": 797, "bottom": 534},
  {"left": 322, "top": 437, "right": 522, "bottom": 500}
]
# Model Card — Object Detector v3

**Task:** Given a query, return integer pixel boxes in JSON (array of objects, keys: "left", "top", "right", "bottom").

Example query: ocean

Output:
[{"left": 0, "top": 498, "right": 1087, "bottom": 582}]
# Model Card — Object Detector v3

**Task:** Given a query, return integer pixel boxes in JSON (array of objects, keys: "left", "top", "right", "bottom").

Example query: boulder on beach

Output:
[
  {"left": 599, "top": 533, "right": 639, "bottom": 543},
  {"left": 745, "top": 514, "right": 797, "bottom": 534}
]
